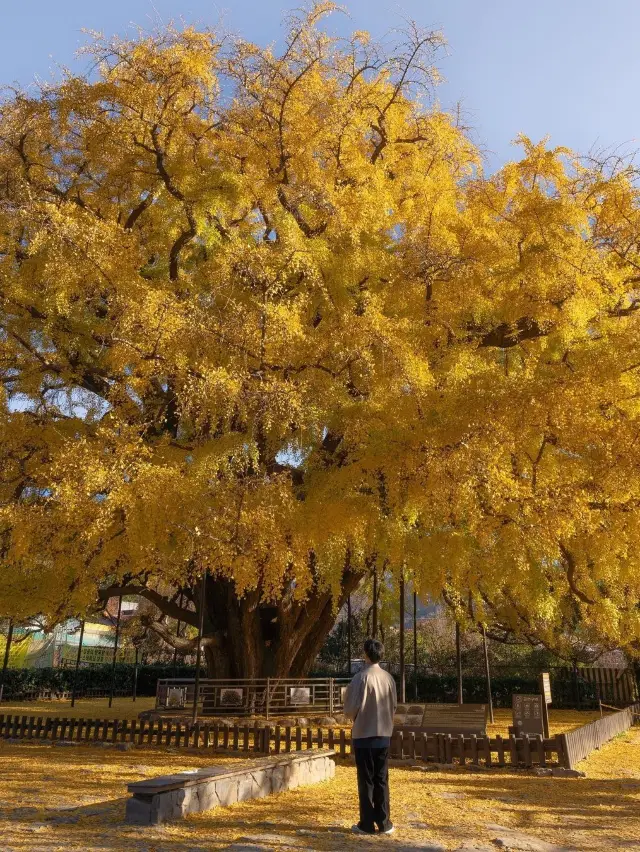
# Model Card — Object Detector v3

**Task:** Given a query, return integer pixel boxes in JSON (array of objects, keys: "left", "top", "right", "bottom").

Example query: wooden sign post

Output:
[
  {"left": 512, "top": 694, "right": 545, "bottom": 737},
  {"left": 539, "top": 672, "right": 551, "bottom": 738}
]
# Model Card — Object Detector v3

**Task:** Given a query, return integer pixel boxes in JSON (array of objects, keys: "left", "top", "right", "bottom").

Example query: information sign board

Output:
[{"left": 512, "top": 694, "right": 545, "bottom": 736}]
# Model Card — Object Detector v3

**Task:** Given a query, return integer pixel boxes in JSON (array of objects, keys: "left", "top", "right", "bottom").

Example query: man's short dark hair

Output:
[{"left": 364, "top": 637, "right": 384, "bottom": 663}]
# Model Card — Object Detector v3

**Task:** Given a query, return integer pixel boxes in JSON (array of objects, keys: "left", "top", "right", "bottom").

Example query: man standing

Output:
[{"left": 344, "top": 638, "right": 397, "bottom": 835}]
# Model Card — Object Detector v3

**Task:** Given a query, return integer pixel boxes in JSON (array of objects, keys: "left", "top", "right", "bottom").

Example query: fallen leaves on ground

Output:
[{"left": 0, "top": 710, "right": 637, "bottom": 851}]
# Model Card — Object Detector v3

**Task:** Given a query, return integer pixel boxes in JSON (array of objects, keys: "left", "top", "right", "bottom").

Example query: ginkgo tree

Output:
[{"left": 1, "top": 3, "right": 639, "bottom": 679}]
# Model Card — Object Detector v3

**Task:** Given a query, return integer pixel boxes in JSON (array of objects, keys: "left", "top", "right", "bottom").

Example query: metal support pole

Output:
[
  {"left": 372, "top": 567, "right": 378, "bottom": 639},
  {"left": 347, "top": 595, "right": 352, "bottom": 676},
  {"left": 70, "top": 619, "right": 85, "bottom": 708},
  {"left": 481, "top": 624, "right": 494, "bottom": 723},
  {"left": 538, "top": 671, "right": 550, "bottom": 738},
  {"left": 399, "top": 576, "right": 406, "bottom": 703},
  {"left": 572, "top": 662, "right": 580, "bottom": 709},
  {"left": 192, "top": 569, "right": 207, "bottom": 724},
  {"left": 413, "top": 590, "right": 418, "bottom": 701},
  {"left": 456, "top": 622, "right": 463, "bottom": 704},
  {"left": 173, "top": 592, "right": 183, "bottom": 677},
  {"left": 109, "top": 597, "right": 122, "bottom": 709},
  {"left": 133, "top": 647, "right": 139, "bottom": 703},
  {"left": 0, "top": 619, "right": 14, "bottom": 703}
]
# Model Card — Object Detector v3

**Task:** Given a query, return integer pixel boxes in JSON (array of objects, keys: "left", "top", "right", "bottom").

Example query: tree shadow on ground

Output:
[{"left": 2, "top": 744, "right": 639, "bottom": 852}]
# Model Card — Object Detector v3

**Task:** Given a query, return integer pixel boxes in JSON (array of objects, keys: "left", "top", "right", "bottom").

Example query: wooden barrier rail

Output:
[
  {"left": 561, "top": 666, "right": 639, "bottom": 706},
  {"left": 3, "top": 706, "right": 639, "bottom": 769},
  {"left": 559, "top": 702, "right": 640, "bottom": 769},
  {"left": 0, "top": 713, "right": 569, "bottom": 767},
  {"left": 389, "top": 730, "right": 565, "bottom": 767},
  {"left": 0, "top": 714, "right": 271, "bottom": 754}
]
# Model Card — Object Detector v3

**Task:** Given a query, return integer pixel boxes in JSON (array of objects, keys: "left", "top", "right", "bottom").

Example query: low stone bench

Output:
[{"left": 125, "top": 749, "right": 335, "bottom": 825}]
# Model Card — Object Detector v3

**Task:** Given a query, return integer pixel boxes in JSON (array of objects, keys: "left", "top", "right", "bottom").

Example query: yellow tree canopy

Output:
[{"left": 1, "top": 4, "right": 639, "bottom": 666}]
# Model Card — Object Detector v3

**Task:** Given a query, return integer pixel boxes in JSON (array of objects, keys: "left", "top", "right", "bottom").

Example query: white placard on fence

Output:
[
  {"left": 167, "top": 687, "right": 186, "bottom": 708},
  {"left": 220, "top": 687, "right": 244, "bottom": 707},
  {"left": 289, "top": 686, "right": 311, "bottom": 705}
]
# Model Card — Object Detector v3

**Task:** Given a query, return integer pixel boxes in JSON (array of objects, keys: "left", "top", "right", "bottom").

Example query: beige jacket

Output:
[{"left": 343, "top": 663, "right": 397, "bottom": 739}]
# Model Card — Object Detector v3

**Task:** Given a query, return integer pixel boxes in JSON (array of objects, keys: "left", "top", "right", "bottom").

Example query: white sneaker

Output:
[
  {"left": 380, "top": 825, "right": 395, "bottom": 835},
  {"left": 352, "top": 825, "right": 375, "bottom": 835}
]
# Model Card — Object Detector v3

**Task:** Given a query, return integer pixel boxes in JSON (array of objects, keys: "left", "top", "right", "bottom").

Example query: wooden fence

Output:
[
  {"left": 560, "top": 702, "right": 640, "bottom": 769},
  {"left": 567, "top": 667, "right": 639, "bottom": 705},
  {"left": 0, "top": 713, "right": 568, "bottom": 768},
  {"left": 0, "top": 714, "right": 271, "bottom": 754},
  {"left": 264, "top": 724, "right": 568, "bottom": 768},
  {"left": 4, "top": 709, "right": 638, "bottom": 769}
]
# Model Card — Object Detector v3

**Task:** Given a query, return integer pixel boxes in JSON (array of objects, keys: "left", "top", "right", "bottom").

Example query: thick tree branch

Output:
[
  {"left": 276, "top": 186, "right": 327, "bottom": 238},
  {"left": 99, "top": 584, "right": 199, "bottom": 626},
  {"left": 477, "top": 299, "right": 640, "bottom": 349},
  {"left": 140, "top": 617, "right": 200, "bottom": 652},
  {"left": 559, "top": 544, "right": 597, "bottom": 605}
]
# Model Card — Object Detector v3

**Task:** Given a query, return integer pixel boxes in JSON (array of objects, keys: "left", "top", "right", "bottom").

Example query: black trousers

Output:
[{"left": 354, "top": 746, "right": 391, "bottom": 832}]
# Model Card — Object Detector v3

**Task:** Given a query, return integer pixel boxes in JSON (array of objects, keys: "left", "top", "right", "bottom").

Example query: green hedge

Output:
[
  {"left": 1, "top": 663, "right": 204, "bottom": 698},
  {"left": 1, "top": 664, "right": 617, "bottom": 709},
  {"left": 312, "top": 669, "right": 602, "bottom": 709},
  {"left": 402, "top": 672, "right": 607, "bottom": 709}
]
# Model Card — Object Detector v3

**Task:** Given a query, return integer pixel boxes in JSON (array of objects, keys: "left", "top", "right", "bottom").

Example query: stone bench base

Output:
[{"left": 125, "top": 749, "right": 335, "bottom": 825}]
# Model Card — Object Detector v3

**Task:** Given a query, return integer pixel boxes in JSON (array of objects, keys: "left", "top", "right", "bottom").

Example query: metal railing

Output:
[{"left": 155, "top": 677, "right": 350, "bottom": 718}]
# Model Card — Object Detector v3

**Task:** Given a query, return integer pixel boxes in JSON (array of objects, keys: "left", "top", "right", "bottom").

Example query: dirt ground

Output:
[
  {"left": 0, "top": 711, "right": 638, "bottom": 851},
  {"left": 0, "top": 695, "right": 157, "bottom": 720}
]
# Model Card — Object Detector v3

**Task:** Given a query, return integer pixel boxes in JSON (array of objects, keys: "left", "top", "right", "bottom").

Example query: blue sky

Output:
[{"left": 1, "top": 1, "right": 638, "bottom": 169}]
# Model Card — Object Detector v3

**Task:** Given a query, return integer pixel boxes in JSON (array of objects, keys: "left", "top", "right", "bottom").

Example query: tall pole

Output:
[
  {"left": 413, "top": 590, "right": 418, "bottom": 701},
  {"left": 0, "top": 619, "right": 14, "bottom": 703},
  {"left": 481, "top": 624, "right": 494, "bottom": 723},
  {"left": 192, "top": 569, "right": 207, "bottom": 723},
  {"left": 173, "top": 592, "right": 183, "bottom": 677},
  {"left": 133, "top": 646, "right": 139, "bottom": 703},
  {"left": 372, "top": 567, "right": 378, "bottom": 639},
  {"left": 70, "top": 619, "right": 85, "bottom": 708},
  {"left": 108, "top": 596, "right": 122, "bottom": 709},
  {"left": 456, "top": 622, "right": 463, "bottom": 704},
  {"left": 399, "top": 577, "right": 406, "bottom": 703},
  {"left": 347, "top": 595, "right": 352, "bottom": 676}
]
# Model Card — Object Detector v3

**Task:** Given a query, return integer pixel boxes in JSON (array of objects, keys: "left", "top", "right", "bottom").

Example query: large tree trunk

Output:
[
  {"left": 201, "top": 571, "right": 363, "bottom": 678},
  {"left": 103, "top": 565, "right": 364, "bottom": 679}
]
